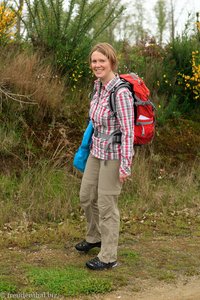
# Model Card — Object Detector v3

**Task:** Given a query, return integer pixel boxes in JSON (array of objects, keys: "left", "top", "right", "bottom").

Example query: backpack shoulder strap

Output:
[
  {"left": 109, "top": 80, "right": 133, "bottom": 116},
  {"left": 89, "top": 81, "right": 102, "bottom": 100}
]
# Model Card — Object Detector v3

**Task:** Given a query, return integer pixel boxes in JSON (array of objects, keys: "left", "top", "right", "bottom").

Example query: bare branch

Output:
[{"left": 0, "top": 84, "right": 38, "bottom": 105}]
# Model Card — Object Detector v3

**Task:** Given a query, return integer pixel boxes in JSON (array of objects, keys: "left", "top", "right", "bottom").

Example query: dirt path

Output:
[{"left": 93, "top": 276, "right": 200, "bottom": 300}]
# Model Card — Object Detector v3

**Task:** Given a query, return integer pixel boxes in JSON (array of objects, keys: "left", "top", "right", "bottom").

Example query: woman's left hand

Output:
[{"left": 119, "top": 175, "right": 130, "bottom": 183}]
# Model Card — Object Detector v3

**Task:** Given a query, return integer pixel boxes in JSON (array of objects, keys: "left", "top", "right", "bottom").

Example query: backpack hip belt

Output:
[{"left": 94, "top": 128, "right": 121, "bottom": 150}]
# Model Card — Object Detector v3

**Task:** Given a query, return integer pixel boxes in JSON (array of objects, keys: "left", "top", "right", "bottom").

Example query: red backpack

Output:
[{"left": 109, "top": 73, "right": 156, "bottom": 145}]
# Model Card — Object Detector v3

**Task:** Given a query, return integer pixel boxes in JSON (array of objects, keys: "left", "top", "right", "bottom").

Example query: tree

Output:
[
  {"left": 169, "top": 0, "right": 175, "bottom": 42},
  {"left": 117, "top": 0, "right": 147, "bottom": 45},
  {"left": 154, "top": 0, "right": 168, "bottom": 45},
  {"left": 14, "top": 0, "right": 24, "bottom": 37},
  {"left": 91, "top": 0, "right": 123, "bottom": 45}
]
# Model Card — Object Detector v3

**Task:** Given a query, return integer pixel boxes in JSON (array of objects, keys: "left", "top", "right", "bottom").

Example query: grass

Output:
[
  {"left": 0, "top": 280, "right": 17, "bottom": 293},
  {"left": 0, "top": 214, "right": 200, "bottom": 298},
  {"left": 0, "top": 124, "right": 22, "bottom": 155},
  {"left": 0, "top": 140, "right": 199, "bottom": 228},
  {"left": 120, "top": 146, "right": 200, "bottom": 216},
  {"left": 27, "top": 266, "right": 113, "bottom": 297},
  {"left": 0, "top": 163, "right": 80, "bottom": 227}
]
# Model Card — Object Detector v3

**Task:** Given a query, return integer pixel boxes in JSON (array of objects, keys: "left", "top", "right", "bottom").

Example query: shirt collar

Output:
[{"left": 94, "top": 74, "right": 121, "bottom": 93}]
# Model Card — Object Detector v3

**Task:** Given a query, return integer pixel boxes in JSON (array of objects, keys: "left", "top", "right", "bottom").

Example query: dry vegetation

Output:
[
  {"left": 0, "top": 51, "right": 66, "bottom": 114},
  {"left": 0, "top": 49, "right": 199, "bottom": 227}
]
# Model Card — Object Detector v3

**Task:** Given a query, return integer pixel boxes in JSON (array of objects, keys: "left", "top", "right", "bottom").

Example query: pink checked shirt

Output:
[{"left": 89, "top": 75, "right": 134, "bottom": 176}]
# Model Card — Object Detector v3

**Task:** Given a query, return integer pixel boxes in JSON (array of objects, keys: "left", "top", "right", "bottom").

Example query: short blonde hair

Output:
[{"left": 89, "top": 43, "right": 118, "bottom": 72}]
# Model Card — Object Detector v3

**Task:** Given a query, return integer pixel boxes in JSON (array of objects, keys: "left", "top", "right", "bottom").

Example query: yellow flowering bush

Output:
[
  {"left": 70, "top": 65, "right": 84, "bottom": 91},
  {"left": 196, "top": 21, "right": 200, "bottom": 32},
  {"left": 0, "top": 3, "right": 17, "bottom": 44},
  {"left": 178, "top": 51, "right": 200, "bottom": 100}
]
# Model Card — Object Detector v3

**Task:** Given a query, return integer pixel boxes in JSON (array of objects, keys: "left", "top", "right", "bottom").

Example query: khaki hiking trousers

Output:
[{"left": 79, "top": 154, "right": 122, "bottom": 263}]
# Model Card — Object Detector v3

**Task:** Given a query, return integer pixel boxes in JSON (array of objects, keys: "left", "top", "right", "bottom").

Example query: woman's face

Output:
[{"left": 90, "top": 51, "right": 114, "bottom": 83}]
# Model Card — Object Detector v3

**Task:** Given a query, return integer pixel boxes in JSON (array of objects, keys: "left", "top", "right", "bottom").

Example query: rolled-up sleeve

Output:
[{"left": 115, "top": 88, "right": 134, "bottom": 176}]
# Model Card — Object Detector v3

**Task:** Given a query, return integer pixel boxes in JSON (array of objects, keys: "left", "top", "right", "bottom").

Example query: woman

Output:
[{"left": 75, "top": 43, "right": 134, "bottom": 270}]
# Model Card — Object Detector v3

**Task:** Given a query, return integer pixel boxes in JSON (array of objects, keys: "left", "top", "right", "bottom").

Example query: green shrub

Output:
[
  {"left": 16, "top": 0, "right": 124, "bottom": 85},
  {"left": 157, "top": 95, "right": 182, "bottom": 125},
  {"left": 162, "top": 34, "right": 200, "bottom": 111}
]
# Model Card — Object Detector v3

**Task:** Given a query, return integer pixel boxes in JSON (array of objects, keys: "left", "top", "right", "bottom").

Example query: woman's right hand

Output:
[{"left": 119, "top": 174, "right": 130, "bottom": 183}]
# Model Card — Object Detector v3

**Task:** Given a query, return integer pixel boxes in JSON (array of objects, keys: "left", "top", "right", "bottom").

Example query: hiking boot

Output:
[
  {"left": 75, "top": 240, "right": 101, "bottom": 252},
  {"left": 86, "top": 257, "right": 117, "bottom": 270}
]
